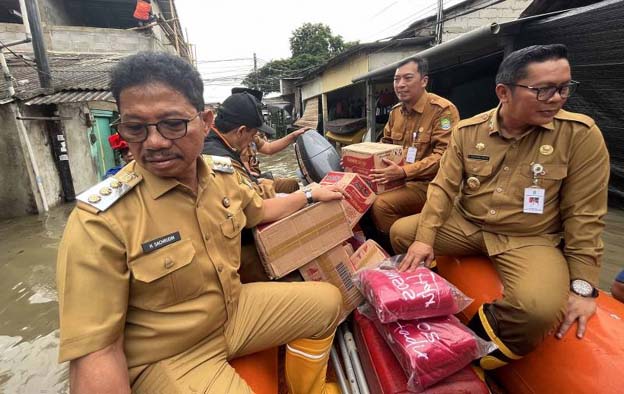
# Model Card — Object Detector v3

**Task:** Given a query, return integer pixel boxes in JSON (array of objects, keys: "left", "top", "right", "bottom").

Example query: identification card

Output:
[
  {"left": 523, "top": 187, "right": 545, "bottom": 214},
  {"left": 406, "top": 147, "right": 417, "bottom": 163}
]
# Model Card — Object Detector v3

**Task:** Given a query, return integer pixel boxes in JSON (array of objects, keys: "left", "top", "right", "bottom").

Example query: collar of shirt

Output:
[
  {"left": 488, "top": 104, "right": 556, "bottom": 137},
  {"left": 133, "top": 157, "right": 213, "bottom": 200},
  {"left": 400, "top": 90, "right": 429, "bottom": 115}
]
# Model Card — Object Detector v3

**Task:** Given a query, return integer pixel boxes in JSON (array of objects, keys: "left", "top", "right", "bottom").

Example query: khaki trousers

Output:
[
  {"left": 390, "top": 210, "right": 569, "bottom": 356},
  {"left": 132, "top": 281, "right": 342, "bottom": 393},
  {"left": 370, "top": 181, "right": 428, "bottom": 233},
  {"left": 273, "top": 177, "right": 300, "bottom": 194}
]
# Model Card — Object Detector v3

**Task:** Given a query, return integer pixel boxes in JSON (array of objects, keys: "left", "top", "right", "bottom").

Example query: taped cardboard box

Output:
[
  {"left": 254, "top": 200, "right": 353, "bottom": 279},
  {"left": 320, "top": 171, "right": 376, "bottom": 228},
  {"left": 299, "top": 239, "right": 389, "bottom": 322},
  {"left": 341, "top": 142, "right": 405, "bottom": 194},
  {"left": 350, "top": 239, "right": 390, "bottom": 271}
]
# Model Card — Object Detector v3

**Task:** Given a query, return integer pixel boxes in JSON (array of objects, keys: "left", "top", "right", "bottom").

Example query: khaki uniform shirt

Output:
[
  {"left": 57, "top": 156, "right": 264, "bottom": 366},
  {"left": 416, "top": 107, "right": 609, "bottom": 285},
  {"left": 382, "top": 91, "right": 459, "bottom": 181},
  {"left": 240, "top": 134, "right": 267, "bottom": 174}
]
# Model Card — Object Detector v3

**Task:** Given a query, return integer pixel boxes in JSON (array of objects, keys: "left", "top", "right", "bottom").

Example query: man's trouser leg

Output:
[
  {"left": 371, "top": 181, "right": 428, "bottom": 234},
  {"left": 133, "top": 281, "right": 342, "bottom": 393},
  {"left": 391, "top": 211, "right": 569, "bottom": 370},
  {"left": 228, "top": 281, "right": 342, "bottom": 394},
  {"left": 468, "top": 245, "right": 569, "bottom": 369},
  {"left": 390, "top": 209, "right": 484, "bottom": 257},
  {"left": 273, "top": 177, "right": 301, "bottom": 194},
  {"left": 370, "top": 181, "right": 428, "bottom": 254}
]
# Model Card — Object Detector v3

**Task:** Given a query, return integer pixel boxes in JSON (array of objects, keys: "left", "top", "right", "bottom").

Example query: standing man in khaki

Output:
[
  {"left": 391, "top": 44, "right": 609, "bottom": 369},
  {"left": 369, "top": 56, "right": 459, "bottom": 248},
  {"left": 56, "top": 52, "right": 345, "bottom": 394}
]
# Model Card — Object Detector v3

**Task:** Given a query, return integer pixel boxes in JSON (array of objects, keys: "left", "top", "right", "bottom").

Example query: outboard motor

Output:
[{"left": 294, "top": 130, "right": 342, "bottom": 184}]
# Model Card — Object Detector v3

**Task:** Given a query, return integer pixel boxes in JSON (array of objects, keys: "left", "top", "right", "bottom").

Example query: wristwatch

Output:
[
  {"left": 570, "top": 279, "right": 599, "bottom": 298},
  {"left": 303, "top": 187, "right": 314, "bottom": 205}
]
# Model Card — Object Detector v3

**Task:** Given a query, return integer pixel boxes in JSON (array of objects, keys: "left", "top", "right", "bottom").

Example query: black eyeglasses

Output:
[
  {"left": 505, "top": 80, "right": 579, "bottom": 101},
  {"left": 111, "top": 113, "right": 201, "bottom": 143}
]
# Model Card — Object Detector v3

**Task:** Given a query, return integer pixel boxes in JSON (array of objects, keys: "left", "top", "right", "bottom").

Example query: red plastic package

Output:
[
  {"left": 374, "top": 314, "right": 495, "bottom": 392},
  {"left": 355, "top": 266, "right": 472, "bottom": 323}
]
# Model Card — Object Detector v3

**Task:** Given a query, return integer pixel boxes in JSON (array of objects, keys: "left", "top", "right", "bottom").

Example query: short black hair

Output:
[
  {"left": 496, "top": 44, "right": 569, "bottom": 84},
  {"left": 396, "top": 56, "right": 429, "bottom": 77},
  {"left": 110, "top": 52, "right": 204, "bottom": 111}
]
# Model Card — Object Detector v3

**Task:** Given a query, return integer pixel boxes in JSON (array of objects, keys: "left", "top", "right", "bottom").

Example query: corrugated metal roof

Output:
[
  {"left": 4, "top": 53, "right": 122, "bottom": 102},
  {"left": 25, "top": 90, "right": 113, "bottom": 105}
]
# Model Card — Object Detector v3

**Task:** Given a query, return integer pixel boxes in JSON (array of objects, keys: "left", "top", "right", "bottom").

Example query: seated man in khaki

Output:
[
  {"left": 203, "top": 92, "right": 309, "bottom": 282},
  {"left": 391, "top": 44, "right": 608, "bottom": 369},
  {"left": 368, "top": 56, "right": 459, "bottom": 250},
  {"left": 57, "top": 52, "right": 344, "bottom": 394}
]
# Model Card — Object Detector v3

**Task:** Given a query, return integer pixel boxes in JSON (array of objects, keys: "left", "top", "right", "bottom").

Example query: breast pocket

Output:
[
  {"left": 519, "top": 163, "right": 567, "bottom": 199},
  {"left": 129, "top": 239, "right": 203, "bottom": 310},
  {"left": 219, "top": 209, "right": 246, "bottom": 261},
  {"left": 415, "top": 132, "right": 432, "bottom": 160},
  {"left": 462, "top": 160, "right": 493, "bottom": 194}
]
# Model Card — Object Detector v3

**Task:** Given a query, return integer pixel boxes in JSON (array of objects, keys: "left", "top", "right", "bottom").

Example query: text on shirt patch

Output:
[
  {"left": 467, "top": 154, "right": 489, "bottom": 161},
  {"left": 141, "top": 231, "right": 181, "bottom": 253}
]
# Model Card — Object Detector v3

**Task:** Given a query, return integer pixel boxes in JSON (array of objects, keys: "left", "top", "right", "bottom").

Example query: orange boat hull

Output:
[{"left": 436, "top": 255, "right": 624, "bottom": 394}]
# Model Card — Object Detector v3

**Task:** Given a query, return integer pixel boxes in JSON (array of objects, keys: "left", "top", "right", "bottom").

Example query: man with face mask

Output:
[{"left": 203, "top": 92, "right": 308, "bottom": 282}]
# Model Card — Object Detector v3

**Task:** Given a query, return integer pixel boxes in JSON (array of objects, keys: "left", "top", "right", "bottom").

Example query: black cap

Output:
[
  {"left": 217, "top": 92, "right": 276, "bottom": 136},
  {"left": 231, "top": 87, "right": 263, "bottom": 102}
]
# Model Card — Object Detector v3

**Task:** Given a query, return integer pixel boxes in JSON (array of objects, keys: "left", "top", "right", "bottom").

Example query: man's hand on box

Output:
[
  {"left": 370, "top": 158, "right": 406, "bottom": 184},
  {"left": 311, "top": 184, "right": 346, "bottom": 202}
]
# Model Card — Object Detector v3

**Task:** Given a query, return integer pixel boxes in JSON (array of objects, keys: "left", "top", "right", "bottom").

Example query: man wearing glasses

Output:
[
  {"left": 390, "top": 44, "right": 609, "bottom": 369},
  {"left": 57, "top": 52, "right": 344, "bottom": 393}
]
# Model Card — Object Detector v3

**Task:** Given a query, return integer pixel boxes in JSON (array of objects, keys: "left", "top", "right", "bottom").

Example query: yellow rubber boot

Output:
[{"left": 285, "top": 334, "right": 341, "bottom": 394}]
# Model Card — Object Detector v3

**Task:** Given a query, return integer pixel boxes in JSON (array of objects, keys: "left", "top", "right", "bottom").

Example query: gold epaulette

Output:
[
  {"left": 76, "top": 171, "right": 142, "bottom": 213},
  {"left": 203, "top": 155, "right": 235, "bottom": 173}
]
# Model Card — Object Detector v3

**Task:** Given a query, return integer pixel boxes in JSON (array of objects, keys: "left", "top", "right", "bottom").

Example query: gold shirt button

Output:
[
  {"left": 489, "top": 209, "right": 496, "bottom": 215},
  {"left": 503, "top": 166, "right": 510, "bottom": 171},
  {"left": 496, "top": 187, "right": 503, "bottom": 193},
  {"left": 164, "top": 258, "right": 174, "bottom": 269}
]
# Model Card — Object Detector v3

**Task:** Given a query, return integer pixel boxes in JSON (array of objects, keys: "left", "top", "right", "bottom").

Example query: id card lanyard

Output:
[
  {"left": 523, "top": 163, "right": 545, "bottom": 214},
  {"left": 406, "top": 130, "right": 420, "bottom": 163}
]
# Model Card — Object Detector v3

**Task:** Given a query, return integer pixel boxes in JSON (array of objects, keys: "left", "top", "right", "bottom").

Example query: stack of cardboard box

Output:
[
  {"left": 341, "top": 142, "right": 405, "bottom": 194},
  {"left": 299, "top": 240, "right": 389, "bottom": 322}
]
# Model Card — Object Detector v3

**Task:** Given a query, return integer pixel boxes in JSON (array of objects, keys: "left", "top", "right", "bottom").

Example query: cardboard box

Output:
[
  {"left": 299, "top": 244, "right": 356, "bottom": 322},
  {"left": 350, "top": 239, "right": 390, "bottom": 271},
  {"left": 254, "top": 200, "right": 353, "bottom": 279},
  {"left": 320, "top": 171, "right": 376, "bottom": 228},
  {"left": 299, "top": 239, "right": 390, "bottom": 322},
  {"left": 341, "top": 142, "right": 405, "bottom": 194}
]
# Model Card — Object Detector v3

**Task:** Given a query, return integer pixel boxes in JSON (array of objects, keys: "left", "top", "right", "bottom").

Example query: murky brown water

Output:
[{"left": 1, "top": 146, "right": 623, "bottom": 392}]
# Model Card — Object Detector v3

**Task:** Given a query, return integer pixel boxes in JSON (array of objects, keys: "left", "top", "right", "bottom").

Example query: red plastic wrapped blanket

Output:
[
  {"left": 356, "top": 266, "right": 472, "bottom": 323},
  {"left": 374, "top": 315, "right": 493, "bottom": 392}
]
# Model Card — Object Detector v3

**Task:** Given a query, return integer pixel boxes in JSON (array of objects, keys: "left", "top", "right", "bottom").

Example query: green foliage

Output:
[{"left": 243, "top": 23, "right": 359, "bottom": 94}]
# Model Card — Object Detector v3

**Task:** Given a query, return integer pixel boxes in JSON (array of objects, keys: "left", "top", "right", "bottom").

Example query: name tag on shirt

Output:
[
  {"left": 406, "top": 147, "right": 417, "bottom": 163},
  {"left": 142, "top": 231, "right": 181, "bottom": 253},
  {"left": 523, "top": 187, "right": 545, "bottom": 214}
]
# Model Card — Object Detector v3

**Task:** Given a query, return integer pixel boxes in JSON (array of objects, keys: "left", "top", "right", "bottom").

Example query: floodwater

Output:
[{"left": 1, "top": 145, "right": 623, "bottom": 393}]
